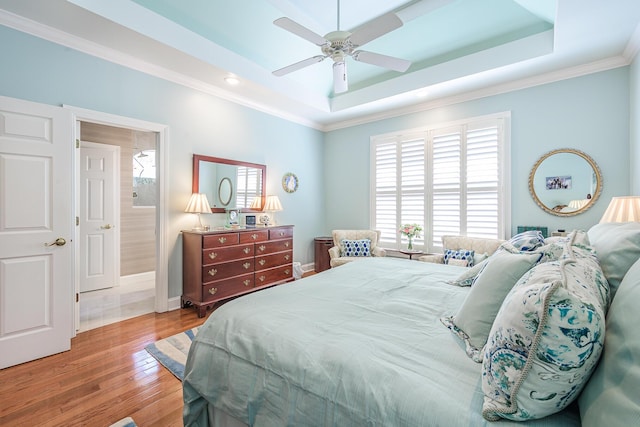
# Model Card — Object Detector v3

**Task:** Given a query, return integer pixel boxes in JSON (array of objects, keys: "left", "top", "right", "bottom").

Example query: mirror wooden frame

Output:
[
  {"left": 528, "top": 148, "right": 602, "bottom": 217},
  {"left": 192, "top": 154, "right": 266, "bottom": 213}
]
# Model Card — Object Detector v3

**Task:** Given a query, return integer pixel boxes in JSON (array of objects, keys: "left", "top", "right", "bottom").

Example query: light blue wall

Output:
[
  {"left": 324, "top": 68, "right": 630, "bottom": 236},
  {"left": 0, "top": 25, "right": 325, "bottom": 298},
  {"left": 631, "top": 54, "right": 640, "bottom": 193}
]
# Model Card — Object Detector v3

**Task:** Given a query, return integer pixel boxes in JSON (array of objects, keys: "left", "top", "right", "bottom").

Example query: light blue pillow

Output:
[
  {"left": 588, "top": 222, "right": 640, "bottom": 298},
  {"left": 441, "top": 250, "right": 541, "bottom": 362},
  {"left": 340, "top": 239, "right": 371, "bottom": 257},
  {"left": 507, "top": 230, "right": 545, "bottom": 252},
  {"left": 482, "top": 233, "right": 608, "bottom": 421},
  {"left": 444, "top": 248, "right": 475, "bottom": 267},
  {"left": 578, "top": 257, "right": 640, "bottom": 426}
]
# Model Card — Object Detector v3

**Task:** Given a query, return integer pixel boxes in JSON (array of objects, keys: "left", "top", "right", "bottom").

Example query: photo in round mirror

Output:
[{"left": 528, "top": 149, "right": 602, "bottom": 217}]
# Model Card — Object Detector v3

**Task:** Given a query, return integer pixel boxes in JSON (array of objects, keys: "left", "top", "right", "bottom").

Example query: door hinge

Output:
[
  {"left": 76, "top": 293, "right": 79, "bottom": 303},
  {"left": 76, "top": 139, "right": 80, "bottom": 148},
  {"left": 76, "top": 216, "right": 79, "bottom": 226}
]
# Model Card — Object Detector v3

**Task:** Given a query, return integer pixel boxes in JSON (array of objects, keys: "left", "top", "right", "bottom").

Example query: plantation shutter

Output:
[
  {"left": 236, "top": 166, "right": 262, "bottom": 208},
  {"left": 371, "top": 114, "right": 507, "bottom": 252}
]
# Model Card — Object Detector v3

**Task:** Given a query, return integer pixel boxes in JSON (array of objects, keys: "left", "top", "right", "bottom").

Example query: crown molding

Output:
[
  {"left": 624, "top": 20, "right": 640, "bottom": 62},
  {"left": 0, "top": 9, "right": 324, "bottom": 131},
  {"left": 322, "top": 56, "right": 630, "bottom": 132}
]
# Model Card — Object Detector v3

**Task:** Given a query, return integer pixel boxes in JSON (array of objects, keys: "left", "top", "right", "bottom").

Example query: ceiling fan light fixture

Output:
[{"left": 333, "top": 61, "right": 348, "bottom": 94}]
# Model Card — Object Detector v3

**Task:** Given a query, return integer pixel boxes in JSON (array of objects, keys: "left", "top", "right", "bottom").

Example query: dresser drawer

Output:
[
  {"left": 203, "top": 273, "right": 254, "bottom": 302},
  {"left": 202, "top": 259, "right": 254, "bottom": 283},
  {"left": 239, "top": 230, "right": 268, "bottom": 243},
  {"left": 255, "top": 263, "right": 293, "bottom": 286},
  {"left": 255, "top": 250, "right": 293, "bottom": 271},
  {"left": 203, "top": 233, "right": 239, "bottom": 248},
  {"left": 256, "top": 238, "right": 292, "bottom": 255},
  {"left": 203, "top": 244, "right": 254, "bottom": 265},
  {"left": 269, "top": 227, "right": 293, "bottom": 240}
]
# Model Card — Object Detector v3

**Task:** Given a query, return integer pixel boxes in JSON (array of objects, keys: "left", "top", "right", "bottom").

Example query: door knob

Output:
[
  {"left": 100, "top": 224, "right": 114, "bottom": 230},
  {"left": 45, "top": 238, "right": 66, "bottom": 247}
]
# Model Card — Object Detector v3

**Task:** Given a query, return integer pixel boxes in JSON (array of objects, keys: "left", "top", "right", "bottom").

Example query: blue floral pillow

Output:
[
  {"left": 508, "top": 230, "right": 545, "bottom": 252},
  {"left": 340, "top": 239, "right": 371, "bottom": 257},
  {"left": 444, "top": 249, "right": 475, "bottom": 267}
]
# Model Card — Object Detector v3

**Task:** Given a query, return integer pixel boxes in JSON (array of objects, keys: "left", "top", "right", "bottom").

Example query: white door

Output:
[
  {"left": 0, "top": 95, "right": 73, "bottom": 369},
  {"left": 79, "top": 142, "right": 119, "bottom": 293}
]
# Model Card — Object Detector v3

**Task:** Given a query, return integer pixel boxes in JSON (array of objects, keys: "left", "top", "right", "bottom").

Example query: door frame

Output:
[
  {"left": 65, "top": 105, "right": 170, "bottom": 332},
  {"left": 79, "top": 141, "right": 121, "bottom": 293}
]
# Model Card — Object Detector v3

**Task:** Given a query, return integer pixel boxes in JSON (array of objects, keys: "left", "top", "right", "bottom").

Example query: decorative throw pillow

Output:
[
  {"left": 507, "top": 230, "right": 545, "bottom": 252},
  {"left": 441, "top": 250, "right": 541, "bottom": 362},
  {"left": 447, "top": 257, "right": 490, "bottom": 286},
  {"left": 578, "top": 258, "right": 640, "bottom": 427},
  {"left": 340, "top": 239, "right": 371, "bottom": 257},
  {"left": 444, "top": 249, "right": 475, "bottom": 267},
  {"left": 447, "top": 258, "right": 470, "bottom": 267},
  {"left": 588, "top": 222, "right": 640, "bottom": 298},
  {"left": 481, "top": 233, "right": 609, "bottom": 421}
]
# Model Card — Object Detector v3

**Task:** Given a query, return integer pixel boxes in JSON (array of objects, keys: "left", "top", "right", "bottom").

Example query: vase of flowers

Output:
[{"left": 399, "top": 223, "right": 423, "bottom": 250}]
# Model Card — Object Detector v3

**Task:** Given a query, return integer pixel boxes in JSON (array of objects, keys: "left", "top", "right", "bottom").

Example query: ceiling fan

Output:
[{"left": 272, "top": 0, "right": 412, "bottom": 94}]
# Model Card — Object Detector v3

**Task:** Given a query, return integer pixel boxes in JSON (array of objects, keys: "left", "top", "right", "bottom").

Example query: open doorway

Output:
[{"left": 77, "top": 121, "right": 158, "bottom": 331}]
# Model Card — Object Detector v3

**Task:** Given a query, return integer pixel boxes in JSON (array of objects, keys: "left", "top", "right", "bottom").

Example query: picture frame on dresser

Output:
[{"left": 181, "top": 225, "right": 294, "bottom": 317}]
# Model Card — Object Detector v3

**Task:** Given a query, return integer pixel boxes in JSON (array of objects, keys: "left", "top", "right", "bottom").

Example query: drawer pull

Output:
[
  {"left": 285, "top": 242, "right": 290, "bottom": 248},
  {"left": 243, "top": 262, "right": 251, "bottom": 270},
  {"left": 208, "top": 287, "right": 218, "bottom": 295},
  {"left": 284, "top": 254, "right": 290, "bottom": 261},
  {"left": 258, "top": 275, "right": 266, "bottom": 282},
  {"left": 243, "top": 279, "right": 251, "bottom": 287},
  {"left": 258, "top": 245, "right": 266, "bottom": 252},
  {"left": 208, "top": 252, "right": 218, "bottom": 260},
  {"left": 243, "top": 247, "right": 251, "bottom": 254},
  {"left": 208, "top": 268, "right": 218, "bottom": 277},
  {"left": 258, "top": 259, "right": 266, "bottom": 266},
  {"left": 279, "top": 231, "right": 285, "bottom": 236},
  {"left": 285, "top": 269, "right": 290, "bottom": 275},
  {"left": 218, "top": 237, "right": 227, "bottom": 244},
  {"left": 251, "top": 233, "right": 258, "bottom": 240}
]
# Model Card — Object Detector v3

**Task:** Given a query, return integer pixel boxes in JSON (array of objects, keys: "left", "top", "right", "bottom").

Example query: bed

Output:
[{"left": 183, "top": 223, "right": 640, "bottom": 427}]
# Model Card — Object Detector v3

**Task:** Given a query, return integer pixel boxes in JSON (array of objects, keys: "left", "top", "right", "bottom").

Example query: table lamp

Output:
[
  {"left": 599, "top": 196, "right": 640, "bottom": 223},
  {"left": 185, "top": 193, "right": 211, "bottom": 230},
  {"left": 263, "top": 195, "right": 283, "bottom": 226}
]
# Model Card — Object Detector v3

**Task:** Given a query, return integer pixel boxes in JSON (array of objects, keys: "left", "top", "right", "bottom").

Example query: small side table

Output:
[
  {"left": 399, "top": 250, "right": 424, "bottom": 260},
  {"left": 314, "top": 237, "right": 333, "bottom": 272}
]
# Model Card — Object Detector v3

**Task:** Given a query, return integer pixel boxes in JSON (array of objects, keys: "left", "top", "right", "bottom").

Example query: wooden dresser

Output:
[{"left": 182, "top": 225, "right": 294, "bottom": 317}]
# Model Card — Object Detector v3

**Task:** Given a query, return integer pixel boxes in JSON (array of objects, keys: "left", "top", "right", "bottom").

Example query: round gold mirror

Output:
[
  {"left": 218, "top": 177, "right": 233, "bottom": 207},
  {"left": 528, "top": 149, "right": 602, "bottom": 217}
]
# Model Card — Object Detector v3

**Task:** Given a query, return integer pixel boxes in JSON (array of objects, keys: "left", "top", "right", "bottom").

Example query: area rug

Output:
[
  {"left": 109, "top": 417, "right": 137, "bottom": 427},
  {"left": 145, "top": 326, "right": 200, "bottom": 380}
]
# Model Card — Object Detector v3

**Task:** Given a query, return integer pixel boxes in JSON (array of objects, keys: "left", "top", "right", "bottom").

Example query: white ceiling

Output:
[{"left": 0, "top": 0, "right": 639, "bottom": 130}]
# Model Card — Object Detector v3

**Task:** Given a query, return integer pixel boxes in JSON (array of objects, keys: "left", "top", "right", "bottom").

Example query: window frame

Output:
[{"left": 369, "top": 112, "right": 511, "bottom": 253}]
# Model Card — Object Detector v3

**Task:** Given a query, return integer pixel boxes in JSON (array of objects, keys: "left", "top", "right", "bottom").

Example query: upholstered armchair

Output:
[
  {"left": 328, "top": 230, "right": 387, "bottom": 268},
  {"left": 419, "top": 235, "right": 505, "bottom": 266}
]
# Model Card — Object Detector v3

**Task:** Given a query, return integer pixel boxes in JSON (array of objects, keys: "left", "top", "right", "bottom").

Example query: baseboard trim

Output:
[
  {"left": 120, "top": 271, "right": 154, "bottom": 286},
  {"left": 167, "top": 296, "right": 182, "bottom": 311}
]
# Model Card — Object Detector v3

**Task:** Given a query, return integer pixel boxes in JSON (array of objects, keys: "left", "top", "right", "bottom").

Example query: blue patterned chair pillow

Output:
[
  {"left": 507, "top": 230, "right": 545, "bottom": 251},
  {"left": 444, "top": 249, "right": 475, "bottom": 267},
  {"left": 340, "top": 239, "right": 371, "bottom": 257},
  {"left": 481, "top": 232, "right": 609, "bottom": 421}
]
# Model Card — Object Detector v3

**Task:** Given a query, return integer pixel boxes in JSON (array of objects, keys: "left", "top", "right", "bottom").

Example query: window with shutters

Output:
[
  {"left": 370, "top": 113, "right": 510, "bottom": 252},
  {"left": 236, "top": 166, "right": 262, "bottom": 208}
]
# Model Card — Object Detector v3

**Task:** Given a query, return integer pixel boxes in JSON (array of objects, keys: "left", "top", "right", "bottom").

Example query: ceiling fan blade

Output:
[
  {"left": 333, "top": 61, "right": 348, "bottom": 94},
  {"left": 352, "top": 50, "right": 411, "bottom": 73},
  {"left": 273, "top": 55, "right": 326, "bottom": 77},
  {"left": 273, "top": 17, "right": 328, "bottom": 46},
  {"left": 348, "top": 12, "right": 403, "bottom": 47}
]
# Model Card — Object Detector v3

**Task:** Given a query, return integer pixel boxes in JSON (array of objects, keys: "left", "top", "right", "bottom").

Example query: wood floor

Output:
[{"left": 0, "top": 308, "right": 206, "bottom": 427}]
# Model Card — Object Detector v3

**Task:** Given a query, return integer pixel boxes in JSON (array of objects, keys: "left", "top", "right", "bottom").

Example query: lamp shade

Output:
[
  {"left": 599, "top": 196, "right": 640, "bottom": 223},
  {"left": 185, "top": 193, "right": 211, "bottom": 213},
  {"left": 249, "top": 196, "right": 263, "bottom": 210},
  {"left": 263, "top": 195, "right": 283, "bottom": 212}
]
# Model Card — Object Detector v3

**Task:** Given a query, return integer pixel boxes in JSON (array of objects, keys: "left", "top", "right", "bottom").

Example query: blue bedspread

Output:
[{"left": 183, "top": 257, "right": 580, "bottom": 426}]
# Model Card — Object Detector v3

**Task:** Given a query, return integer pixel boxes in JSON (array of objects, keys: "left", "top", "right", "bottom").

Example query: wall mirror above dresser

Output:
[
  {"left": 528, "top": 148, "right": 602, "bottom": 217},
  {"left": 193, "top": 154, "right": 266, "bottom": 213}
]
